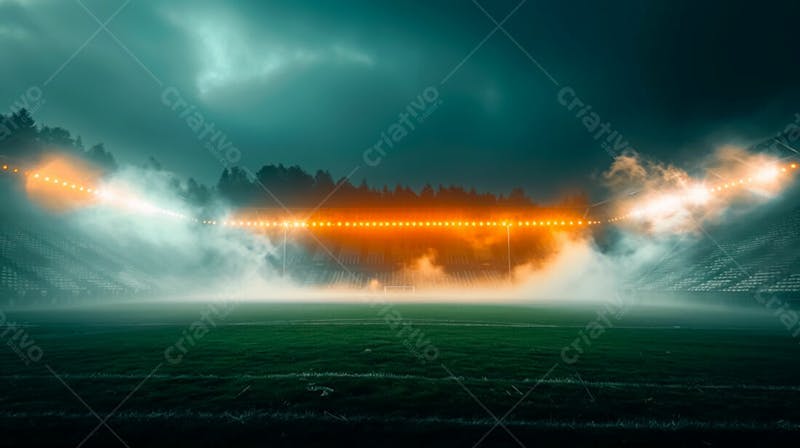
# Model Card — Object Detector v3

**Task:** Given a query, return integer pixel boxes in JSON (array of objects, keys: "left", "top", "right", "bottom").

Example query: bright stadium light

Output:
[
  {"left": 688, "top": 186, "right": 711, "bottom": 205},
  {"left": 756, "top": 166, "right": 779, "bottom": 182}
]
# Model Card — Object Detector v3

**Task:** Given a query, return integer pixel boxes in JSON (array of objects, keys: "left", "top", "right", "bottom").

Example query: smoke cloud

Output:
[{"left": 6, "top": 145, "right": 797, "bottom": 303}]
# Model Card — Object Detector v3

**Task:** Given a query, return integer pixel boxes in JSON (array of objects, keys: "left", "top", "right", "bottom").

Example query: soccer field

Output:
[{"left": 1, "top": 301, "right": 799, "bottom": 447}]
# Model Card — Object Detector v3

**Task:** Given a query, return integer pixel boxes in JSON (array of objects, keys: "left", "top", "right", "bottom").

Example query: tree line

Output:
[
  {"left": 1, "top": 109, "right": 118, "bottom": 172},
  {"left": 1, "top": 108, "right": 589, "bottom": 210},
  {"left": 216, "top": 165, "right": 589, "bottom": 209}
]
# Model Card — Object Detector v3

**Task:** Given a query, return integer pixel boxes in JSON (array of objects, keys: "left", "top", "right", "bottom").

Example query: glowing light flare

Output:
[
  {"left": 210, "top": 218, "right": 595, "bottom": 231},
  {"left": 756, "top": 166, "right": 780, "bottom": 183},
  {"left": 21, "top": 155, "right": 104, "bottom": 212},
  {"left": 22, "top": 166, "right": 189, "bottom": 221},
  {"left": 611, "top": 160, "right": 800, "bottom": 224},
  {"left": 687, "top": 185, "right": 711, "bottom": 205},
  {"left": 11, "top": 155, "right": 797, "bottom": 233}
]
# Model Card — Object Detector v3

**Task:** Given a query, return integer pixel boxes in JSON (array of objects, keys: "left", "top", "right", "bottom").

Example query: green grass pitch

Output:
[{"left": 1, "top": 301, "right": 799, "bottom": 446}]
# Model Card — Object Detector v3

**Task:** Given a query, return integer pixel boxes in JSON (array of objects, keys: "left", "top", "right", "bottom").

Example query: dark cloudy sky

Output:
[{"left": 2, "top": 0, "right": 799, "bottom": 200}]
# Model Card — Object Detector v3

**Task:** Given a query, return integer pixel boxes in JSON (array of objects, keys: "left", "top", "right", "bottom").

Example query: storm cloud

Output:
[{"left": 2, "top": 0, "right": 799, "bottom": 201}]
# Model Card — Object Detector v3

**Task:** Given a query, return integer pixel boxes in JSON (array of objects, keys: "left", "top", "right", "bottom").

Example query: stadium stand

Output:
[
  {"left": 8, "top": 203, "right": 798, "bottom": 300},
  {"left": 0, "top": 223, "right": 155, "bottom": 304},
  {"left": 2, "top": 145, "right": 799, "bottom": 301},
  {"left": 633, "top": 205, "right": 800, "bottom": 301}
]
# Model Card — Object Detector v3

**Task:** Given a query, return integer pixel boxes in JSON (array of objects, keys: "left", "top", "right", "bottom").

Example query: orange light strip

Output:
[
  {"left": 29, "top": 172, "right": 96, "bottom": 194},
  {"left": 2, "top": 165, "right": 189, "bottom": 220},
  {"left": 606, "top": 161, "right": 799, "bottom": 223},
  {"left": 3, "top": 166, "right": 598, "bottom": 228},
  {"left": 1, "top": 162, "right": 98, "bottom": 193},
  {"left": 4, "top": 160, "right": 798, "bottom": 230},
  {"left": 203, "top": 219, "right": 601, "bottom": 228}
]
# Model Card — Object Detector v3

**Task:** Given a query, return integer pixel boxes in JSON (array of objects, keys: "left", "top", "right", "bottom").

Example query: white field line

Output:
[
  {"left": 3, "top": 372, "right": 799, "bottom": 392},
  {"left": 0, "top": 410, "right": 798, "bottom": 430},
  {"left": 25, "top": 319, "right": 770, "bottom": 331}
]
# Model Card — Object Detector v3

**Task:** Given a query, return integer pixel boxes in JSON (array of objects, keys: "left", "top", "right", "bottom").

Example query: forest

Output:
[{"left": 0, "top": 109, "right": 588, "bottom": 210}]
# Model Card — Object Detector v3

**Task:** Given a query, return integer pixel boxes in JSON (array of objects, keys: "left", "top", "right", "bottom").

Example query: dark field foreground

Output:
[{"left": 1, "top": 300, "right": 799, "bottom": 447}]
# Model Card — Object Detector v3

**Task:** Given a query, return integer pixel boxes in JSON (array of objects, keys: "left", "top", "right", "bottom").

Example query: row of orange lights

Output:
[
  {"left": 2, "top": 165, "right": 190, "bottom": 220},
  {"left": 3, "top": 165, "right": 601, "bottom": 228},
  {"left": 3, "top": 164, "right": 98, "bottom": 194},
  {"left": 605, "top": 161, "right": 799, "bottom": 223},
  {"left": 5, "top": 160, "right": 798, "bottom": 228},
  {"left": 608, "top": 215, "right": 632, "bottom": 223},
  {"left": 30, "top": 172, "right": 98, "bottom": 194},
  {"left": 707, "top": 162, "right": 796, "bottom": 193},
  {"left": 204, "top": 219, "right": 602, "bottom": 228}
]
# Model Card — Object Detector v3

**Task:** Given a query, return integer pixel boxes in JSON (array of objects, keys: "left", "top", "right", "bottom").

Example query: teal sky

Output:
[{"left": 2, "top": 0, "right": 799, "bottom": 200}]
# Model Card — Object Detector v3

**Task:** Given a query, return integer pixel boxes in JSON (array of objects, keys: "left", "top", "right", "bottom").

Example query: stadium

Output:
[
  {"left": 2, "top": 122, "right": 800, "bottom": 446},
  {"left": 3, "top": 1, "right": 800, "bottom": 447},
  {"left": 2, "top": 149, "right": 798, "bottom": 301}
]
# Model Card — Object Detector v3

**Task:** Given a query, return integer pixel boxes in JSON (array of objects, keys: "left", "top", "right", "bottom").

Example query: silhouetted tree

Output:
[
  {"left": 507, "top": 187, "right": 530, "bottom": 206},
  {"left": 86, "top": 143, "right": 118, "bottom": 172},
  {"left": 184, "top": 178, "right": 211, "bottom": 206},
  {"left": 0, "top": 109, "right": 38, "bottom": 157},
  {"left": 218, "top": 167, "right": 256, "bottom": 205},
  {"left": 420, "top": 184, "right": 435, "bottom": 205},
  {"left": 0, "top": 108, "right": 575, "bottom": 211},
  {"left": 313, "top": 170, "right": 335, "bottom": 203},
  {"left": 38, "top": 126, "right": 74, "bottom": 149}
]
